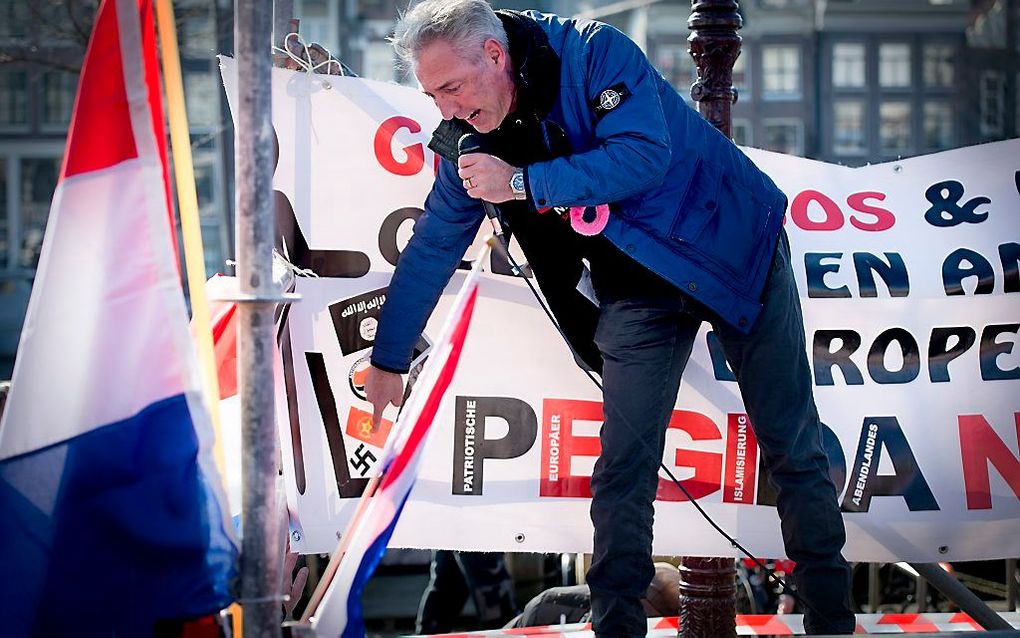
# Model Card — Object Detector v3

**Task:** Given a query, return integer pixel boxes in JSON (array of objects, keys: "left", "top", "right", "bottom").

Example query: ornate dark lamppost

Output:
[
  {"left": 678, "top": 2, "right": 742, "bottom": 637},
  {"left": 688, "top": 0, "right": 742, "bottom": 136}
]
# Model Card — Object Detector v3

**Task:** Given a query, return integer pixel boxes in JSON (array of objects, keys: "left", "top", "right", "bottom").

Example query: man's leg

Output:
[
  {"left": 457, "top": 552, "right": 519, "bottom": 628},
  {"left": 712, "top": 230, "right": 855, "bottom": 635},
  {"left": 416, "top": 549, "right": 469, "bottom": 634},
  {"left": 588, "top": 297, "right": 700, "bottom": 637}
]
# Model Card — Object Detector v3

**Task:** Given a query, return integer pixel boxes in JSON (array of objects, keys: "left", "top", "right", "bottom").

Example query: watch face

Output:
[{"left": 511, "top": 171, "right": 525, "bottom": 193}]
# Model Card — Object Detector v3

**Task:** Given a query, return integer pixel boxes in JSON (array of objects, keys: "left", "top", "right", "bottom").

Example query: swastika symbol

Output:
[{"left": 350, "top": 443, "right": 377, "bottom": 477}]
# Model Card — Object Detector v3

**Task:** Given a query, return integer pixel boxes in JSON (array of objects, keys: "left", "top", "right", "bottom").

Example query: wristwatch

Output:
[{"left": 509, "top": 168, "right": 527, "bottom": 201}]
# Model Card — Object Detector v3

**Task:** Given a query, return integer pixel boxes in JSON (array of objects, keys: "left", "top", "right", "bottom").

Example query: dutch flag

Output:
[
  {"left": 0, "top": 0, "right": 237, "bottom": 635},
  {"left": 310, "top": 250, "right": 486, "bottom": 637}
]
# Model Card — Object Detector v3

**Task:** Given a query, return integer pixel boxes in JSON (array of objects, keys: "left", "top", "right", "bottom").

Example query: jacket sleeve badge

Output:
[{"left": 591, "top": 83, "right": 632, "bottom": 120}]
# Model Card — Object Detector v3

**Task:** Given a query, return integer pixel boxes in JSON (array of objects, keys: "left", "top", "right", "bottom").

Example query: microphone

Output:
[
  {"left": 458, "top": 133, "right": 507, "bottom": 239},
  {"left": 457, "top": 133, "right": 522, "bottom": 276}
]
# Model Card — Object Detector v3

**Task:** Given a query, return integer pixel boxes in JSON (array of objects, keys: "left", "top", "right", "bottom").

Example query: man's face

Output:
[{"left": 416, "top": 38, "right": 514, "bottom": 134}]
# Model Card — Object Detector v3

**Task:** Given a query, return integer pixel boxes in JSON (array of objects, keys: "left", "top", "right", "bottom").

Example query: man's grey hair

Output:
[{"left": 391, "top": 0, "right": 509, "bottom": 71}]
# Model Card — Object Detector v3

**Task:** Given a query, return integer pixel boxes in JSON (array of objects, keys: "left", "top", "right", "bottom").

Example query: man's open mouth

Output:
[{"left": 467, "top": 109, "right": 481, "bottom": 122}]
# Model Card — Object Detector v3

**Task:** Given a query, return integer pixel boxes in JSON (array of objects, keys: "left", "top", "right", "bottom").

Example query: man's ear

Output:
[{"left": 483, "top": 38, "right": 506, "bottom": 69}]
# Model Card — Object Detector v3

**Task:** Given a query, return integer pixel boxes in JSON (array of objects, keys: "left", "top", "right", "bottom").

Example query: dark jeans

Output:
[
  {"left": 586, "top": 230, "right": 854, "bottom": 636},
  {"left": 416, "top": 550, "right": 518, "bottom": 634}
]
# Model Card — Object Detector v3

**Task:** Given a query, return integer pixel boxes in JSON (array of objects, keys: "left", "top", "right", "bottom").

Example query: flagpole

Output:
[
  {"left": 298, "top": 473, "right": 381, "bottom": 622},
  {"left": 153, "top": 0, "right": 227, "bottom": 475}
]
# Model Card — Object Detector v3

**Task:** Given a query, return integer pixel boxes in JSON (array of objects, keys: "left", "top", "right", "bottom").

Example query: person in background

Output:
[
  {"left": 366, "top": 1, "right": 855, "bottom": 634},
  {"left": 417, "top": 550, "right": 517, "bottom": 633},
  {"left": 507, "top": 562, "right": 681, "bottom": 628}
]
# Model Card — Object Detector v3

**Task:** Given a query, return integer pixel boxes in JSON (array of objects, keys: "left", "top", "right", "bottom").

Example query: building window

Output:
[
  {"left": 183, "top": 71, "right": 219, "bottom": 130},
  {"left": 880, "top": 102, "right": 911, "bottom": 155},
  {"left": 179, "top": 7, "right": 216, "bottom": 56},
  {"left": 966, "top": 0, "right": 1007, "bottom": 49},
  {"left": 0, "top": 70, "right": 28, "bottom": 128},
  {"left": 733, "top": 50, "right": 749, "bottom": 97},
  {"left": 980, "top": 71, "right": 1005, "bottom": 136},
  {"left": 189, "top": 149, "right": 225, "bottom": 275},
  {"left": 357, "top": 0, "right": 391, "bottom": 20},
  {"left": 762, "top": 119, "right": 803, "bottom": 155},
  {"left": 1016, "top": 3, "right": 1020, "bottom": 53},
  {"left": 0, "top": 1, "right": 30, "bottom": 39},
  {"left": 295, "top": 0, "right": 339, "bottom": 55},
  {"left": 362, "top": 41, "right": 396, "bottom": 82},
  {"left": 654, "top": 44, "right": 697, "bottom": 102},
  {"left": 732, "top": 119, "right": 751, "bottom": 147},
  {"left": 19, "top": 158, "right": 60, "bottom": 271},
  {"left": 879, "top": 43, "right": 911, "bottom": 88},
  {"left": 833, "top": 100, "right": 866, "bottom": 155},
  {"left": 923, "top": 44, "right": 954, "bottom": 88},
  {"left": 832, "top": 43, "right": 865, "bottom": 88},
  {"left": 192, "top": 152, "right": 219, "bottom": 222},
  {"left": 1, "top": 157, "right": 7, "bottom": 269},
  {"left": 923, "top": 102, "right": 954, "bottom": 151},
  {"left": 762, "top": 45, "right": 801, "bottom": 99},
  {"left": 41, "top": 71, "right": 77, "bottom": 129}
]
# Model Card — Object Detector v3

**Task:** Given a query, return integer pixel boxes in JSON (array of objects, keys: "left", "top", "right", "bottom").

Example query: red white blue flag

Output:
[
  {"left": 310, "top": 251, "right": 487, "bottom": 637},
  {"left": 0, "top": 0, "right": 237, "bottom": 634}
]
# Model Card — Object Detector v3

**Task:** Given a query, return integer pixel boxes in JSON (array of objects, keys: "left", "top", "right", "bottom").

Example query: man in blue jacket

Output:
[{"left": 365, "top": 0, "right": 854, "bottom": 634}]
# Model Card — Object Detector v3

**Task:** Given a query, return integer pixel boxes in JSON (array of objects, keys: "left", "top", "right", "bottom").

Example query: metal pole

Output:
[
  {"left": 908, "top": 563, "right": 1013, "bottom": 631},
  {"left": 678, "top": 3, "right": 741, "bottom": 635},
  {"left": 1007, "top": 558, "right": 1017, "bottom": 611},
  {"left": 916, "top": 570, "right": 928, "bottom": 612},
  {"left": 869, "top": 562, "right": 880, "bottom": 612},
  {"left": 236, "top": 0, "right": 282, "bottom": 636}
]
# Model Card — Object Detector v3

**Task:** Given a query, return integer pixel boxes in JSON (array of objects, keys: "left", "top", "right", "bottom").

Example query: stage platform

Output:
[{"left": 419, "top": 613, "right": 1020, "bottom": 636}]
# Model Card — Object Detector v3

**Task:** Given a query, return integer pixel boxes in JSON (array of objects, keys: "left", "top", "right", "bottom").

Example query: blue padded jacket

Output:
[{"left": 371, "top": 11, "right": 786, "bottom": 373}]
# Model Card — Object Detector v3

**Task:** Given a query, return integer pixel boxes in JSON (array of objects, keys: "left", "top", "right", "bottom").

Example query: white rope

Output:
[
  {"left": 226, "top": 250, "right": 319, "bottom": 279},
  {"left": 274, "top": 246, "right": 319, "bottom": 278},
  {"left": 259, "top": 32, "right": 350, "bottom": 280},
  {"left": 272, "top": 32, "right": 345, "bottom": 77}
]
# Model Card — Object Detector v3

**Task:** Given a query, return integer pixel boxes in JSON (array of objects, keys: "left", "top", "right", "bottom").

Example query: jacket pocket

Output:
[
  {"left": 669, "top": 158, "right": 772, "bottom": 284},
  {"left": 669, "top": 157, "right": 720, "bottom": 244}
]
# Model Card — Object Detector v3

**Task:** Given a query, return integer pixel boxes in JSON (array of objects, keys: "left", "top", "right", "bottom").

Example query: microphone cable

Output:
[{"left": 485, "top": 237, "right": 826, "bottom": 620}]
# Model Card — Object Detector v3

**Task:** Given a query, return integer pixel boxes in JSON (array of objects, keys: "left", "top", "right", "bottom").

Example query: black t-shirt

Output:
[{"left": 583, "top": 233, "right": 678, "bottom": 302}]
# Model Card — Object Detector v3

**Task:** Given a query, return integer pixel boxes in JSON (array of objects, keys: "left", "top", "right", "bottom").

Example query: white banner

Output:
[{"left": 220, "top": 58, "right": 1020, "bottom": 562}]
